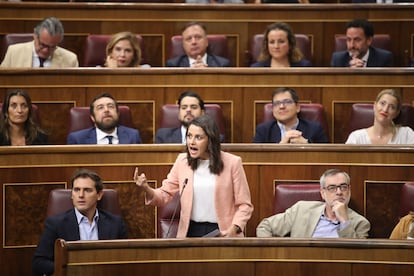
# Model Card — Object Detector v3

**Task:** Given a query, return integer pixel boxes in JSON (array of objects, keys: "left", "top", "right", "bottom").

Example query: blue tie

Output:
[{"left": 106, "top": 135, "right": 113, "bottom": 144}]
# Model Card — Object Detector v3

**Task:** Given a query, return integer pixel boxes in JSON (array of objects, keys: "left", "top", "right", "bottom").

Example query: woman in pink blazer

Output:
[{"left": 134, "top": 115, "right": 253, "bottom": 238}]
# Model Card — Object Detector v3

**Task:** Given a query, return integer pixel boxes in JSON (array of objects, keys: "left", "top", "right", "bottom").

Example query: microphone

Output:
[{"left": 165, "top": 178, "right": 188, "bottom": 238}]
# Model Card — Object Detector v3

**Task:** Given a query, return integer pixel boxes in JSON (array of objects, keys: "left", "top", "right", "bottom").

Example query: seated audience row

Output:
[
  {"left": 1, "top": 87, "right": 413, "bottom": 146},
  {"left": 33, "top": 154, "right": 413, "bottom": 275},
  {"left": 0, "top": 17, "right": 395, "bottom": 68},
  {"left": 254, "top": 87, "right": 414, "bottom": 145}
]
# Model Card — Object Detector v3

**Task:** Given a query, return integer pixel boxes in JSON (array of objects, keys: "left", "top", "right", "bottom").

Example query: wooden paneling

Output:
[
  {"left": 0, "top": 3, "right": 414, "bottom": 66},
  {"left": 1, "top": 68, "right": 413, "bottom": 143},
  {"left": 54, "top": 238, "right": 414, "bottom": 276},
  {"left": 1, "top": 145, "right": 413, "bottom": 274}
]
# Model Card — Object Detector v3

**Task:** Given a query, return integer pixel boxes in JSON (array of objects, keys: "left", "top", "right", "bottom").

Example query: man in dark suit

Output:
[
  {"left": 166, "top": 22, "right": 231, "bottom": 67},
  {"left": 32, "top": 169, "right": 128, "bottom": 276},
  {"left": 155, "top": 91, "right": 205, "bottom": 143},
  {"left": 330, "top": 19, "right": 393, "bottom": 67},
  {"left": 67, "top": 93, "right": 142, "bottom": 144},
  {"left": 253, "top": 87, "right": 329, "bottom": 143}
]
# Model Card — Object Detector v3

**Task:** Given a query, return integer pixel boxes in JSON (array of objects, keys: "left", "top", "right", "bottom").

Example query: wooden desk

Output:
[
  {"left": 1, "top": 68, "right": 413, "bottom": 144},
  {"left": 0, "top": 3, "right": 414, "bottom": 66},
  {"left": 1, "top": 144, "right": 414, "bottom": 274},
  {"left": 54, "top": 238, "right": 414, "bottom": 276}
]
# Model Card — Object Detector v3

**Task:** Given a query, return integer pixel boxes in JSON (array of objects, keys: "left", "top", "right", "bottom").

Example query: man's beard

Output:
[
  {"left": 95, "top": 119, "right": 118, "bottom": 132},
  {"left": 181, "top": 120, "right": 190, "bottom": 127}
]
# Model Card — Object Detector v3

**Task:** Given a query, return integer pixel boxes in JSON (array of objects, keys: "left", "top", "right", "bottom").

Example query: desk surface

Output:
[{"left": 55, "top": 238, "right": 414, "bottom": 276}]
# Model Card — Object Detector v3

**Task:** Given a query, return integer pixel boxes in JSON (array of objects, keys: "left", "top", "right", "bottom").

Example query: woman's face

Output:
[
  {"left": 374, "top": 94, "right": 399, "bottom": 125},
  {"left": 267, "top": 29, "right": 290, "bottom": 61},
  {"left": 186, "top": 124, "right": 209, "bottom": 160},
  {"left": 7, "top": 95, "right": 29, "bottom": 125},
  {"left": 109, "top": 39, "right": 135, "bottom": 67}
]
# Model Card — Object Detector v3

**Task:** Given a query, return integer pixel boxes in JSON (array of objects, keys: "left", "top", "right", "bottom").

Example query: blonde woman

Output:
[
  {"left": 105, "top": 31, "right": 149, "bottom": 68},
  {"left": 346, "top": 89, "right": 414, "bottom": 144}
]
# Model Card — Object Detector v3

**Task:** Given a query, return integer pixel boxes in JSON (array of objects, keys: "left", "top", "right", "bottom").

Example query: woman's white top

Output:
[
  {"left": 345, "top": 126, "right": 414, "bottom": 144},
  {"left": 190, "top": 159, "right": 217, "bottom": 223}
]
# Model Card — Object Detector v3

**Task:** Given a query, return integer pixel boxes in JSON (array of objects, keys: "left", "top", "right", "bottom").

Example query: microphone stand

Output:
[{"left": 165, "top": 178, "right": 188, "bottom": 238}]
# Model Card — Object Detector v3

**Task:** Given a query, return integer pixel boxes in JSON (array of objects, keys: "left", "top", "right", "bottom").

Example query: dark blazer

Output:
[
  {"left": 155, "top": 127, "right": 182, "bottom": 143},
  {"left": 67, "top": 125, "right": 142, "bottom": 144},
  {"left": 32, "top": 209, "right": 128, "bottom": 276},
  {"left": 0, "top": 131, "right": 48, "bottom": 146},
  {"left": 155, "top": 127, "right": 225, "bottom": 144},
  {"left": 166, "top": 54, "right": 231, "bottom": 67},
  {"left": 250, "top": 58, "right": 312, "bottom": 67},
  {"left": 330, "top": 47, "right": 393, "bottom": 67},
  {"left": 253, "top": 118, "right": 329, "bottom": 143}
]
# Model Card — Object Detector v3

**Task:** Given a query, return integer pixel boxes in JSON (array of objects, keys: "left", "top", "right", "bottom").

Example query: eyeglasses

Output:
[
  {"left": 272, "top": 99, "right": 295, "bottom": 108},
  {"left": 323, "top": 184, "right": 350, "bottom": 193},
  {"left": 36, "top": 36, "right": 57, "bottom": 50}
]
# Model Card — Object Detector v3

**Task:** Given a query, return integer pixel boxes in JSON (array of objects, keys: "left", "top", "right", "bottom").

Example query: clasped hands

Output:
[
  {"left": 348, "top": 51, "right": 365, "bottom": 68},
  {"left": 280, "top": 130, "right": 308, "bottom": 144},
  {"left": 191, "top": 55, "right": 208, "bottom": 68}
]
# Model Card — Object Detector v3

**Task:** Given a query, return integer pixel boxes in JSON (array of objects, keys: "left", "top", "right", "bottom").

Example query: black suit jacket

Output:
[
  {"left": 155, "top": 127, "right": 225, "bottom": 143},
  {"left": 330, "top": 47, "right": 393, "bottom": 67},
  {"left": 32, "top": 209, "right": 127, "bottom": 276},
  {"left": 155, "top": 127, "right": 183, "bottom": 143},
  {"left": 0, "top": 131, "right": 48, "bottom": 145},
  {"left": 253, "top": 118, "right": 329, "bottom": 143},
  {"left": 166, "top": 54, "right": 231, "bottom": 67}
]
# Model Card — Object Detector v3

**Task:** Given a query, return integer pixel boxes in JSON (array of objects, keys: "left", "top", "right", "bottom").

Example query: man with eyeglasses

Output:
[
  {"left": 1, "top": 17, "right": 78, "bottom": 68},
  {"left": 253, "top": 87, "right": 329, "bottom": 143},
  {"left": 256, "top": 169, "right": 370, "bottom": 238}
]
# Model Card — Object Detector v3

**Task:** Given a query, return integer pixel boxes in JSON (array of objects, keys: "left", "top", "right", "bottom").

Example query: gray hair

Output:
[
  {"left": 319, "top": 169, "right": 350, "bottom": 188},
  {"left": 34, "top": 17, "right": 64, "bottom": 42}
]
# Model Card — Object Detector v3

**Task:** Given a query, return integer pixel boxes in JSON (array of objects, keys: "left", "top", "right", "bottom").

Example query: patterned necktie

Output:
[{"left": 106, "top": 135, "right": 113, "bottom": 144}]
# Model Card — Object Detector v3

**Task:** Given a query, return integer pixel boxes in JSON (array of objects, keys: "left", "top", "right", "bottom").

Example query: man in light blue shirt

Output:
[{"left": 32, "top": 169, "right": 127, "bottom": 276}]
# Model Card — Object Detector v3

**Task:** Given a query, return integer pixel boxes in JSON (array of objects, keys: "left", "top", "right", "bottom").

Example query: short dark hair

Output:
[
  {"left": 34, "top": 17, "right": 64, "bottom": 42},
  {"left": 71, "top": 168, "right": 104, "bottom": 193},
  {"left": 89, "top": 93, "right": 119, "bottom": 115},
  {"left": 345, "top": 19, "right": 374, "bottom": 38},
  {"left": 272, "top": 87, "right": 299, "bottom": 104},
  {"left": 181, "top": 21, "right": 208, "bottom": 35},
  {"left": 177, "top": 91, "right": 205, "bottom": 110}
]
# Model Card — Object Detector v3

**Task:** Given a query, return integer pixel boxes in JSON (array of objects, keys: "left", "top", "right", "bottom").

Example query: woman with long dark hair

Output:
[
  {"left": 134, "top": 115, "right": 253, "bottom": 237},
  {"left": 0, "top": 89, "right": 47, "bottom": 146}
]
